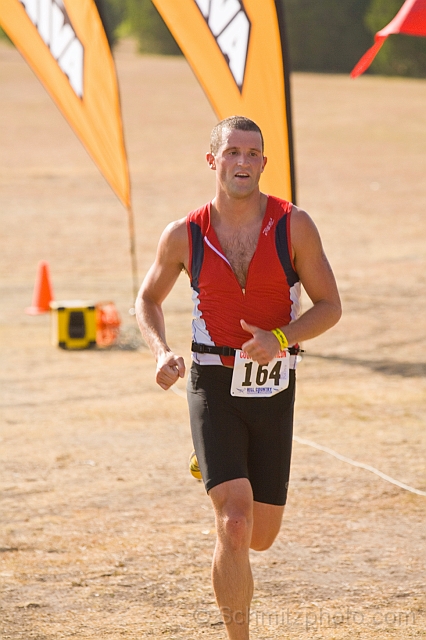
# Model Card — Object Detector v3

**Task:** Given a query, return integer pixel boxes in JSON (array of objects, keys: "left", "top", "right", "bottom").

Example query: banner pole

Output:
[{"left": 127, "top": 204, "right": 139, "bottom": 307}]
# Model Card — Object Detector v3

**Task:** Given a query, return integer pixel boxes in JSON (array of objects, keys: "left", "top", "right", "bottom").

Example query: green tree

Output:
[
  {"left": 0, "top": 26, "right": 12, "bottom": 44},
  {"left": 283, "top": 0, "right": 372, "bottom": 73},
  {"left": 118, "top": 0, "right": 181, "bottom": 55},
  {"left": 365, "top": 0, "right": 426, "bottom": 77},
  {"left": 95, "top": 0, "right": 127, "bottom": 48}
]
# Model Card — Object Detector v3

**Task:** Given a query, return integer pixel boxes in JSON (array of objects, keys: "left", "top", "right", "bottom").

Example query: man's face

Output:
[{"left": 207, "top": 128, "right": 267, "bottom": 199}]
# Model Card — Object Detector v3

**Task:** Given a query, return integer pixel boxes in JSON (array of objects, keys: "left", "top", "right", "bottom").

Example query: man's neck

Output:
[{"left": 212, "top": 191, "right": 267, "bottom": 227}]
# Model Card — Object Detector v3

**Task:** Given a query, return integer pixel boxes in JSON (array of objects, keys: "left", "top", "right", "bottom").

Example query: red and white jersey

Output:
[{"left": 187, "top": 195, "right": 301, "bottom": 366}]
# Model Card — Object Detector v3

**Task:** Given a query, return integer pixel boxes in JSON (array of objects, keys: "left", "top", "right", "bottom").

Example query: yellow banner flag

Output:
[
  {"left": 0, "top": 0, "right": 130, "bottom": 208},
  {"left": 152, "top": 0, "right": 296, "bottom": 202}
]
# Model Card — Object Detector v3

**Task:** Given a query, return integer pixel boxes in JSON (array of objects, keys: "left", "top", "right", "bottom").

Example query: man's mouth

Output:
[{"left": 235, "top": 172, "right": 249, "bottom": 178}]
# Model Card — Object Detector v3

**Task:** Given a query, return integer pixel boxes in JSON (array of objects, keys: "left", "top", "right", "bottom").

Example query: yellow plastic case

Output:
[{"left": 50, "top": 300, "right": 96, "bottom": 349}]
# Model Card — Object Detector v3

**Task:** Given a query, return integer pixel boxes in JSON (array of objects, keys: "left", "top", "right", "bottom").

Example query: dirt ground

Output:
[{"left": 1, "top": 38, "right": 426, "bottom": 639}]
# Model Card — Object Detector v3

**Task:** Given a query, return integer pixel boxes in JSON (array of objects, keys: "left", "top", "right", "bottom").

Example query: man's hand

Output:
[
  {"left": 156, "top": 351, "right": 185, "bottom": 390},
  {"left": 240, "top": 319, "right": 281, "bottom": 364}
]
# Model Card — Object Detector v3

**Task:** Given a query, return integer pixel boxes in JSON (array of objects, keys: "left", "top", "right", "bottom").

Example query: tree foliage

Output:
[
  {"left": 283, "top": 0, "right": 372, "bottom": 73},
  {"left": 103, "top": 0, "right": 181, "bottom": 54},
  {"left": 95, "top": 0, "right": 126, "bottom": 48},
  {"left": 0, "top": 26, "right": 12, "bottom": 43}
]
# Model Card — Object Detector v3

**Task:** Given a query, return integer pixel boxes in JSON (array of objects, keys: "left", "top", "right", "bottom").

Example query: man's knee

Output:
[
  {"left": 218, "top": 509, "right": 252, "bottom": 549},
  {"left": 210, "top": 479, "right": 254, "bottom": 549}
]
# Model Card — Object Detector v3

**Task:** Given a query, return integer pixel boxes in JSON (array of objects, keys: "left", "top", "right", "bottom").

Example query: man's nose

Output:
[{"left": 238, "top": 153, "right": 250, "bottom": 165}]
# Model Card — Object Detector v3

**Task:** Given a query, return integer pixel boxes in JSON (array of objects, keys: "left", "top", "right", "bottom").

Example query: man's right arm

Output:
[{"left": 135, "top": 218, "right": 188, "bottom": 390}]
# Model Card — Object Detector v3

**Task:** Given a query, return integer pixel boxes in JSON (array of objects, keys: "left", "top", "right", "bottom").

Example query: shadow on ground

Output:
[{"left": 306, "top": 354, "right": 426, "bottom": 378}]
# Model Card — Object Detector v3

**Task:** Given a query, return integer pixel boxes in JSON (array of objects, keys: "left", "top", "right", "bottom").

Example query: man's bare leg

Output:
[
  {"left": 210, "top": 479, "right": 254, "bottom": 640},
  {"left": 209, "top": 479, "right": 285, "bottom": 639}
]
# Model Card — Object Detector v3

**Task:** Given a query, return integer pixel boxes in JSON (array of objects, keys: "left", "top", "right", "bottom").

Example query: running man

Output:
[{"left": 135, "top": 116, "right": 341, "bottom": 640}]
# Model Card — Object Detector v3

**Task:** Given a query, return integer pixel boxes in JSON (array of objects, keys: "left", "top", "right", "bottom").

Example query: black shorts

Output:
[{"left": 187, "top": 362, "right": 296, "bottom": 506}]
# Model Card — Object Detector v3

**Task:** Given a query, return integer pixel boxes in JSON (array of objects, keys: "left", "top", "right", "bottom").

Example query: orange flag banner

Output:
[
  {"left": 152, "top": 0, "right": 296, "bottom": 202},
  {"left": 351, "top": 0, "right": 426, "bottom": 78},
  {"left": 0, "top": 0, "right": 130, "bottom": 208}
]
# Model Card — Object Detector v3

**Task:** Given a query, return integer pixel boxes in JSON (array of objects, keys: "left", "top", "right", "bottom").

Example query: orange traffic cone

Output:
[{"left": 25, "top": 261, "right": 54, "bottom": 315}]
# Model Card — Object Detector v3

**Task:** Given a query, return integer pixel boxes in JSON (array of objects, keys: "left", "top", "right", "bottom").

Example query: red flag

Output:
[{"left": 351, "top": 0, "right": 426, "bottom": 78}]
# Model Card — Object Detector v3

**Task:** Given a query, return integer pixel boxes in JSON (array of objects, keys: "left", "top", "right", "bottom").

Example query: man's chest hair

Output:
[{"left": 218, "top": 228, "right": 259, "bottom": 288}]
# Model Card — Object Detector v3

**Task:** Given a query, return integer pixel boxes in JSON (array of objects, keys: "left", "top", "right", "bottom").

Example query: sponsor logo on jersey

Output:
[
  {"left": 262, "top": 217, "right": 275, "bottom": 236},
  {"left": 20, "top": 0, "right": 84, "bottom": 98},
  {"left": 194, "top": 0, "right": 251, "bottom": 92}
]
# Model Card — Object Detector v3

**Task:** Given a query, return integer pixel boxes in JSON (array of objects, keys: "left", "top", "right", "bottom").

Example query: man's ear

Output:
[
  {"left": 261, "top": 156, "right": 268, "bottom": 173},
  {"left": 206, "top": 153, "right": 216, "bottom": 170}
]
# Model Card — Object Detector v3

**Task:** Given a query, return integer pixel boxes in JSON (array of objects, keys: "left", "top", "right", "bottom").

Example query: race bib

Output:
[{"left": 230, "top": 350, "right": 290, "bottom": 397}]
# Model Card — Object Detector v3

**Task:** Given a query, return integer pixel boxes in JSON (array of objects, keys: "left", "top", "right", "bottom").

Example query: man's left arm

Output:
[
  {"left": 241, "top": 206, "right": 341, "bottom": 363},
  {"left": 283, "top": 205, "right": 342, "bottom": 344}
]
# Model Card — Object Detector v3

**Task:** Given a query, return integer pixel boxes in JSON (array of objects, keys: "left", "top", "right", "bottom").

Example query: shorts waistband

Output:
[{"left": 191, "top": 342, "right": 302, "bottom": 356}]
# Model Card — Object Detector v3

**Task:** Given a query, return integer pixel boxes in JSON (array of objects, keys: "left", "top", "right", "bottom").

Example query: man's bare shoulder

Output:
[
  {"left": 290, "top": 204, "right": 321, "bottom": 246},
  {"left": 157, "top": 216, "right": 189, "bottom": 267},
  {"left": 290, "top": 204, "right": 315, "bottom": 226},
  {"left": 161, "top": 216, "right": 187, "bottom": 240}
]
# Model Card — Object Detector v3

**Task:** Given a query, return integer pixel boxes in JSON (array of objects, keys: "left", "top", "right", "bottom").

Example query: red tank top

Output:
[{"left": 187, "top": 195, "right": 301, "bottom": 365}]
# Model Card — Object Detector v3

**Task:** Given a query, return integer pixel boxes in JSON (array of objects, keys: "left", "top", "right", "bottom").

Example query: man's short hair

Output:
[{"left": 210, "top": 116, "right": 264, "bottom": 155}]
